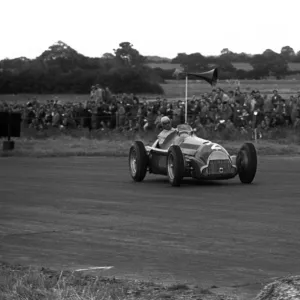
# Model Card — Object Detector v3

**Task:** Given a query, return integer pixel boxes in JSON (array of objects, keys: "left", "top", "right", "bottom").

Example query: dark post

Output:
[
  {"left": 2, "top": 111, "right": 15, "bottom": 151},
  {"left": 7, "top": 111, "right": 11, "bottom": 141}
]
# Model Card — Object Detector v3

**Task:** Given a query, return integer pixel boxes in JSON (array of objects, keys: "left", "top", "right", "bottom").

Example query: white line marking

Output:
[{"left": 75, "top": 266, "right": 114, "bottom": 272}]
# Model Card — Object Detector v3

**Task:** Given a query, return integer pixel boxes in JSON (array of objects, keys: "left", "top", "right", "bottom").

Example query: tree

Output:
[
  {"left": 220, "top": 48, "right": 231, "bottom": 55},
  {"left": 281, "top": 46, "right": 296, "bottom": 61},
  {"left": 0, "top": 41, "right": 164, "bottom": 94},
  {"left": 250, "top": 51, "right": 288, "bottom": 79},
  {"left": 294, "top": 51, "right": 300, "bottom": 62},
  {"left": 39, "top": 41, "right": 82, "bottom": 61},
  {"left": 171, "top": 52, "right": 208, "bottom": 72},
  {"left": 102, "top": 53, "right": 115, "bottom": 59},
  {"left": 113, "top": 42, "right": 146, "bottom": 67},
  {"left": 171, "top": 53, "right": 188, "bottom": 64},
  {"left": 262, "top": 49, "right": 277, "bottom": 57}
]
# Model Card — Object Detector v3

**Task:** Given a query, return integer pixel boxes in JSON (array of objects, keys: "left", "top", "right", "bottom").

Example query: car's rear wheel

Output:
[
  {"left": 167, "top": 145, "right": 184, "bottom": 187},
  {"left": 237, "top": 142, "right": 257, "bottom": 184},
  {"left": 129, "top": 141, "right": 148, "bottom": 182}
]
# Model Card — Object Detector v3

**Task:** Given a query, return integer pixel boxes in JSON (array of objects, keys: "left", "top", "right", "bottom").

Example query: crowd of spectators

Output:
[{"left": 1, "top": 85, "right": 300, "bottom": 137}]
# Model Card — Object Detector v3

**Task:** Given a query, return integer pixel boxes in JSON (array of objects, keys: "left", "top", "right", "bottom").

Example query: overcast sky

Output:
[{"left": 1, "top": 0, "right": 299, "bottom": 60}]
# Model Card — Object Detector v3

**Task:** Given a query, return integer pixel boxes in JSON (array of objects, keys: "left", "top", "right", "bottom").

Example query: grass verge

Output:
[
  {"left": 1, "top": 136, "right": 300, "bottom": 158},
  {"left": 0, "top": 262, "right": 238, "bottom": 300},
  {"left": 1, "top": 128, "right": 299, "bottom": 157}
]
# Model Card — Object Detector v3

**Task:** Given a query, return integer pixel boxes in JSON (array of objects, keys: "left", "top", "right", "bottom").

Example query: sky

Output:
[{"left": 1, "top": 0, "right": 299, "bottom": 60}]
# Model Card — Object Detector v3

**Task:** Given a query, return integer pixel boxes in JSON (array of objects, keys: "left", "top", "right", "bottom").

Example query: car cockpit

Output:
[{"left": 154, "top": 124, "right": 195, "bottom": 149}]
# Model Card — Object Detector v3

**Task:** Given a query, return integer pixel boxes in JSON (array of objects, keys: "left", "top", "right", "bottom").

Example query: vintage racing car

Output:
[{"left": 129, "top": 124, "right": 257, "bottom": 186}]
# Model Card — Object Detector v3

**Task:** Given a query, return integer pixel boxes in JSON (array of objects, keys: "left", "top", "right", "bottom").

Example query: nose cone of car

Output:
[
  {"left": 208, "top": 151, "right": 229, "bottom": 161},
  {"left": 195, "top": 144, "right": 228, "bottom": 164}
]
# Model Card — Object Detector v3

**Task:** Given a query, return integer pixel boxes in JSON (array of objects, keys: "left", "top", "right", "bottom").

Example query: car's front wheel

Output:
[
  {"left": 167, "top": 145, "right": 185, "bottom": 187},
  {"left": 129, "top": 141, "right": 148, "bottom": 182},
  {"left": 237, "top": 142, "right": 257, "bottom": 184}
]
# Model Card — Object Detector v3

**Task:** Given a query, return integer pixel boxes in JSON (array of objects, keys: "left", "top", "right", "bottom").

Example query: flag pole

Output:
[{"left": 185, "top": 74, "right": 188, "bottom": 124}]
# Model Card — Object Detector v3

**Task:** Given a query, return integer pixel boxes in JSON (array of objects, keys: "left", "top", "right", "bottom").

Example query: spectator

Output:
[
  {"left": 172, "top": 101, "right": 183, "bottom": 127},
  {"left": 234, "top": 89, "right": 245, "bottom": 106},
  {"left": 117, "top": 101, "right": 126, "bottom": 128},
  {"left": 1, "top": 87, "right": 299, "bottom": 136},
  {"left": 155, "top": 110, "right": 163, "bottom": 131},
  {"left": 271, "top": 89, "right": 282, "bottom": 106},
  {"left": 217, "top": 88, "right": 230, "bottom": 103},
  {"left": 95, "top": 84, "right": 103, "bottom": 103},
  {"left": 52, "top": 108, "right": 61, "bottom": 127},
  {"left": 90, "top": 86, "right": 96, "bottom": 100},
  {"left": 144, "top": 106, "right": 156, "bottom": 132}
]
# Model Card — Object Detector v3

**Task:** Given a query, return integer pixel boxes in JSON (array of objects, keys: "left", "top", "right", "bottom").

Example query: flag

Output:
[{"left": 172, "top": 68, "right": 218, "bottom": 86}]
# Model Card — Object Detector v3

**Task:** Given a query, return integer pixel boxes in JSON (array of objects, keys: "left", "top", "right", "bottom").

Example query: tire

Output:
[
  {"left": 129, "top": 141, "right": 148, "bottom": 182},
  {"left": 237, "top": 142, "right": 257, "bottom": 184},
  {"left": 167, "top": 145, "right": 185, "bottom": 187}
]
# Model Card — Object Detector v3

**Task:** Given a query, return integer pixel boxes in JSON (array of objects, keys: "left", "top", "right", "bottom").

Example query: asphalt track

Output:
[{"left": 1, "top": 155, "right": 300, "bottom": 298}]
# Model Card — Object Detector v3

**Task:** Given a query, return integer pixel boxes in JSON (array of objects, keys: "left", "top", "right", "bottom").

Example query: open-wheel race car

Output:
[{"left": 129, "top": 124, "right": 257, "bottom": 187}]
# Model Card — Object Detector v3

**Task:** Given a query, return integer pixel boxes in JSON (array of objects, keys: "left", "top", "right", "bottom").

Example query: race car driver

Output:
[{"left": 157, "top": 116, "right": 176, "bottom": 146}]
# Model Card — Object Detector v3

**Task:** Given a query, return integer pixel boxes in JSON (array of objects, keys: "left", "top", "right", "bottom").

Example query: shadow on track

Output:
[{"left": 136, "top": 176, "right": 257, "bottom": 188}]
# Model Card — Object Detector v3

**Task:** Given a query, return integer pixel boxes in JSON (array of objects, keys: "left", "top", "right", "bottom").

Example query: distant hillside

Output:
[
  {"left": 145, "top": 62, "right": 182, "bottom": 70},
  {"left": 232, "top": 62, "right": 300, "bottom": 71},
  {"left": 287, "top": 62, "right": 300, "bottom": 71},
  {"left": 232, "top": 62, "right": 253, "bottom": 71},
  {"left": 146, "top": 61, "right": 300, "bottom": 72},
  {"left": 146, "top": 56, "right": 171, "bottom": 63}
]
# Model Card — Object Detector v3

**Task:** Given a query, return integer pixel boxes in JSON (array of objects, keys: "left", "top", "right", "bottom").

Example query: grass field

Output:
[
  {"left": 161, "top": 79, "right": 300, "bottom": 99},
  {"left": 0, "top": 94, "right": 90, "bottom": 104}
]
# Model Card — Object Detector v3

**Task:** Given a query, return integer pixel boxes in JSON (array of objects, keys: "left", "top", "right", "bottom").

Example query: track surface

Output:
[{"left": 1, "top": 156, "right": 300, "bottom": 297}]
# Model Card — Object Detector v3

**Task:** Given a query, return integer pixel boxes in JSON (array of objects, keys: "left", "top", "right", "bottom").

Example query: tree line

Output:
[
  {"left": 0, "top": 41, "right": 164, "bottom": 95},
  {"left": 165, "top": 46, "right": 300, "bottom": 80},
  {"left": 0, "top": 42, "right": 299, "bottom": 95}
]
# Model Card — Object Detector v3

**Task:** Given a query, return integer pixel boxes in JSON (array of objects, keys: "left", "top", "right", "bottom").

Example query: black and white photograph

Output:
[{"left": 1, "top": 0, "right": 300, "bottom": 299}]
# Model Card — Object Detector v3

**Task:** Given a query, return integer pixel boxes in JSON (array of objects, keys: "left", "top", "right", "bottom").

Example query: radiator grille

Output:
[{"left": 208, "top": 159, "right": 231, "bottom": 175}]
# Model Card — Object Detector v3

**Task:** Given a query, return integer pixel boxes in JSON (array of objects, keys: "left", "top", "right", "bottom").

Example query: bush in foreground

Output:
[
  {"left": 255, "top": 275, "right": 300, "bottom": 300},
  {"left": 2, "top": 262, "right": 299, "bottom": 300},
  {"left": 0, "top": 262, "right": 237, "bottom": 300}
]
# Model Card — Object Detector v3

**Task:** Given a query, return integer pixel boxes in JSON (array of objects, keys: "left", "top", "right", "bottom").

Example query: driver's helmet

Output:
[{"left": 161, "top": 116, "right": 171, "bottom": 124}]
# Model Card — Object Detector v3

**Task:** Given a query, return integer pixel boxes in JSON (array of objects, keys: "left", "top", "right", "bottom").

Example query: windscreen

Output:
[{"left": 177, "top": 124, "right": 193, "bottom": 132}]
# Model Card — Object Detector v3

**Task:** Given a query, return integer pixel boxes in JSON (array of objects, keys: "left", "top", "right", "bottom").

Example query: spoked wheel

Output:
[
  {"left": 130, "top": 148, "right": 138, "bottom": 175},
  {"left": 167, "top": 153, "right": 175, "bottom": 181},
  {"left": 129, "top": 141, "right": 148, "bottom": 182},
  {"left": 237, "top": 142, "right": 257, "bottom": 184},
  {"left": 167, "top": 145, "right": 184, "bottom": 187}
]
